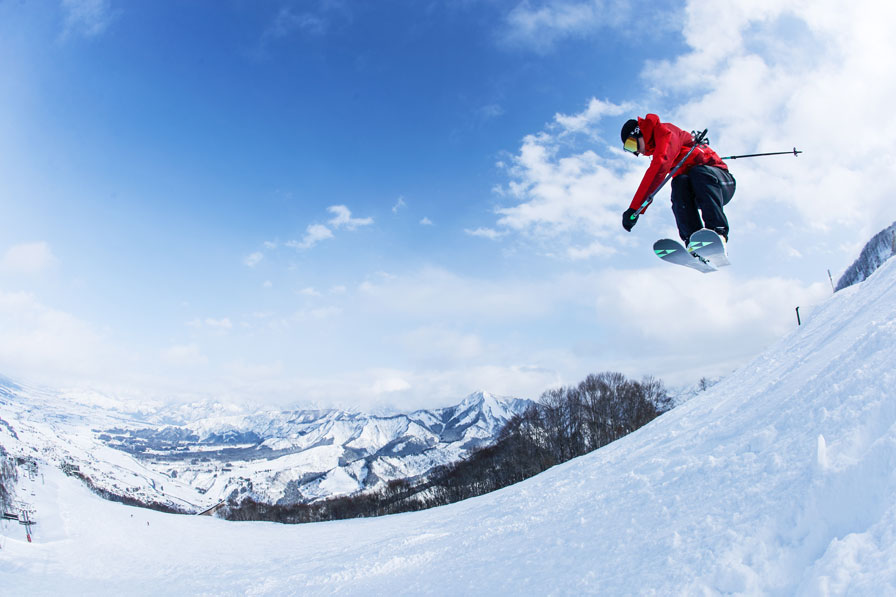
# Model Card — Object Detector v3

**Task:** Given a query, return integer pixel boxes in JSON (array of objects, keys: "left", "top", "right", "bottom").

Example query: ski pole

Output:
[
  {"left": 634, "top": 129, "right": 708, "bottom": 217},
  {"left": 721, "top": 148, "right": 802, "bottom": 160}
]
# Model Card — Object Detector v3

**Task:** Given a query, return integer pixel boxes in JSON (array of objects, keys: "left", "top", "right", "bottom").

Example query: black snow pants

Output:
[{"left": 670, "top": 165, "right": 736, "bottom": 243}]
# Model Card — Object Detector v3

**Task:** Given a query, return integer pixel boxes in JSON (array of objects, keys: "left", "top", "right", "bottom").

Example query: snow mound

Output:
[{"left": 3, "top": 259, "right": 896, "bottom": 594}]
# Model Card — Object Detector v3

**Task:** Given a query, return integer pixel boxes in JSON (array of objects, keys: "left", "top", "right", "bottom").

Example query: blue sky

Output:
[{"left": 1, "top": 0, "right": 894, "bottom": 410}]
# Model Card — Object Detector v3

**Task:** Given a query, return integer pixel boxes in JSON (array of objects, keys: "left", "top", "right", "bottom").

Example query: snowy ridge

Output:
[
  {"left": 836, "top": 220, "right": 896, "bottom": 290},
  {"left": 3, "top": 257, "right": 896, "bottom": 592},
  {"left": 0, "top": 385, "right": 530, "bottom": 510}
]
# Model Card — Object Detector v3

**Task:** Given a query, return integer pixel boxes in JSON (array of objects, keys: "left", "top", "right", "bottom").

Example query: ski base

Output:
[
  {"left": 687, "top": 229, "right": 730, "bottom": 267},
  {"left": 653, "top": 239, "right": 717, "bottom": 273}
]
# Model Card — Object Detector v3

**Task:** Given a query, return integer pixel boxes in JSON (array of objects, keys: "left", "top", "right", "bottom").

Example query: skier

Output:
[{"left": 620, "top": 114, "right": 736, "bottom": 245}]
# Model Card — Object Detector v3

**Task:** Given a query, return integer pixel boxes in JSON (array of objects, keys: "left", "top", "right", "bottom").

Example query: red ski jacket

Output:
[{"left": 628, "top": 114, "right": 728, "bottom": 213}]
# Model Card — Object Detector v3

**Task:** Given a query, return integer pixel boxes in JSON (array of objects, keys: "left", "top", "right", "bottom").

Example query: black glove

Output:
[{"left": 622, "top": 208, "right": 639, "bottom": 231}]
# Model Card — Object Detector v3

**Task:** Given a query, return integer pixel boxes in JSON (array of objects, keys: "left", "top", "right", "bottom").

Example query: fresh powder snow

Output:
[{"left": 3, "top": 258, "right": 896, "bottom": 594}]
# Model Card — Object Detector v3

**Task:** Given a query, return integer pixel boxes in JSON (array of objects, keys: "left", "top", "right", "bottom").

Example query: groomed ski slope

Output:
[{"left": 3, "top": 259, "right": 896, "bottom": 595}]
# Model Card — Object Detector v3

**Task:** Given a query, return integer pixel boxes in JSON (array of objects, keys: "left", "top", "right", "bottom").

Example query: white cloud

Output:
[
  {"left": 243, "top": 252, "right": 263, "bottom": 267},
  {"left": 285, "top": 306, "right": 342, "bottom": 324},
  {"left": 268, "top": 7, "right": 327, "bottom": 38},
  {"left": 493, "top": 119, "right": 639, "bottom": 248},
  {"left": 186, "top": 317, "right": 233, "bottom": 331},
  {"left": 399, "top": 326, "right": 485, "bottom": 364},
  {"left": 0, "top": 290, "right": 115, "bottom": 381},
  {"left": 287, "top": 223, "right": 334, "bottom": 250},
  {"left": 327, "top": 204, "right": 373, "bottom": 230},
  {"left": 204, "top": 317, "right": 232, "bottom": 330},
  {"left": 309, "top": 306, "right": 341, "bottom": 319},
  {"left": 321, "top": 363, "right": 560, "bottom": 411},
  {"left": 254, "top": 3, "right": 354, "bottom": 60},
  {"left": 372, "top": 375, "right": 412, "bottom": 395},
  {"left": 357, "top": 266, "right": 580, "bottom": 322},
  {"left": 499, "top": 0, "right": 635, "bottom": 52},
  {"left": 464, "top": 227, "right": 503, "bottom": 240},
  {"left": 641, "top": 0, "right": 896, "bottom": 236},
  {"left": 593, "top": 267, "right": 830, "bottom": 379},
  {"left": 1, "top": 242, "right": 56, "bottom": 274},
  {"left": 392, "top": 196, "right": 407, "bottom": 213},
  {"left": 60, "top": 0, "right": 113, "bottom": 40},
  {"left": 258, "top": 362, "right": 555, "bottom": 411},
  {"left": 554, "top": 97, "right": 630, "bottom": 136},
  {"left": 566, "top": 241, "right": 616, "bottom": 260},
  {"left": 162, "top": 343, "right": 208, "bottom": 367},
  {"left": 261, "top": 1, "right": 354, "bottom": 43},
  {"left": 420, "top": 217, "right": 433, "bottom": 226},
  {"left": 223, "top": 359, "right": 284, "bottom": 380},
  {"left": 284, "top": 205, "right": 372, "bottom": 251},
  {"left": 478, "top": 103, "right": 505, "bottom": 120}
]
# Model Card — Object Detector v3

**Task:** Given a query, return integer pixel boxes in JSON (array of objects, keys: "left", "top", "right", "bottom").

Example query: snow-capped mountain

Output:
[
  {"left": 836, "top": 219, "right": 896, "bottom": 290},
  {"left": 0, "top": 384, "right": 531, "bottom": 511}
]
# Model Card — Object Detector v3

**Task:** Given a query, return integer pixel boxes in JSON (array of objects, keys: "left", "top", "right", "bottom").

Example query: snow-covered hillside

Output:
[
  {"left": 0, "top": 385, "right": 530, "bottom": 511},
  {"left": 3, "top": 256, "right": 896, "bottom": 593}
]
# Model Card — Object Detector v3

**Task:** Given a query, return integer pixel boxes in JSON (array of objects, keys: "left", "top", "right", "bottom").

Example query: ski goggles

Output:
[{"left": 623, "top": 136, "right": 640, "bottom": 155}]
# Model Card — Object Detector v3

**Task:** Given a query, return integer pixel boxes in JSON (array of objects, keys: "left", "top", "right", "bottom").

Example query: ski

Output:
[
  {"left": 653, "top": 238, "right": 717, "bottom": 273},
  {"left": 687, "top": 229, "right": 730, "bottom": 267}
]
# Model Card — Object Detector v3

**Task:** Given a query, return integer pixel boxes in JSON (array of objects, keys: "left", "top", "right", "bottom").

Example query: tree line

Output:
[
  {"left": 0, "top": 445, "right": 16, "bottom": 514},
  {"left": 224, "top": 372, "right": 672, "bottom": 524}
]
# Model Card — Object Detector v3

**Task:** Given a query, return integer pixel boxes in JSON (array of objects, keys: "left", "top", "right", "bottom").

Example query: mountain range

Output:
[{"left": 0, "top": 383, "right": 530, "bottom": 512}]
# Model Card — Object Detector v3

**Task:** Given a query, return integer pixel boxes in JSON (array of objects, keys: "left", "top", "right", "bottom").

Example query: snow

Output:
[{"left": 3, "top": 258, "right": 896, "bottom": 593}]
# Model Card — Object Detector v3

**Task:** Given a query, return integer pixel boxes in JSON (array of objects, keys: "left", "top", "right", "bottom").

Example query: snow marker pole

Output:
[
  {"left": 721, "top": 148, "right": 802, "bottom": 160},
  {"left": 634, "top": 129, "right": 708, "bottom": 218}
]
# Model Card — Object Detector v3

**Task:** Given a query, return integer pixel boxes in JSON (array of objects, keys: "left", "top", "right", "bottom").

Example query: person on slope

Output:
[{"left": 620, "top": 114, "right": 736, "bottom": 245}]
